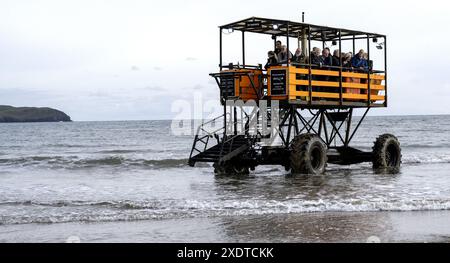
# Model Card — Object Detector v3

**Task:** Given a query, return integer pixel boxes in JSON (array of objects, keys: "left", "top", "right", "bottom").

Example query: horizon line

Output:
[{"left": 70, "top": 113, "right": 450, "bottom": 122}]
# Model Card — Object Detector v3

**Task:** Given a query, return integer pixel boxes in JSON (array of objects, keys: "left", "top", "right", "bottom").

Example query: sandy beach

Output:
[{"left": 1, "top": 210, "right": 450, "bottom": 243}]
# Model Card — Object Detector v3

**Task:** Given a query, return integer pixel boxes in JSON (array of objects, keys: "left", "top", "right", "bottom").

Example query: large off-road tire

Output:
[
  {"left": 290, "top": 134, "right": 328, "bottom": 175},
  {"left": 213, "top": 162, "right": 250, "bottom": 175},
  {"left": 372, "top": 134, "right": 402, "bottom": 170}
]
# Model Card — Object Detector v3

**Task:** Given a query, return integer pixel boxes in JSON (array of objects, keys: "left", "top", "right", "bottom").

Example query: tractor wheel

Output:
[
  {"left": 372, "top": 134, "right": 402, "bottom": 170},
  {"left": 213, "top": 162, "right": 230, "bottom": 174},
  {"left": 290, "top": 134, "right": 328, "bottom": 175},
  {"left": 232, "top": 164, "right": 250, "bottom": 175},
  {"left": 213, "top": 162, "right": 249, "bottom": 175}
]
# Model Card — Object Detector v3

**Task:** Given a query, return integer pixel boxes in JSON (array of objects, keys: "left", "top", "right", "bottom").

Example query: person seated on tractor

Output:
[
  {"left": 363, "top": 52, "right": 374, "bottom": 71},
  {"left": 342, "top": 52, "right": 353, "bottom": 69},
  {"left": 308, "top": 47, "right": 324, "bottom": 92},
  {"left": 264, "top": 51, "right": 279, "bottom": 70},
  {"left": 292, "top": 48, "right": 308, "bottom": 90},
  {"left": 332, "top": 49, "right": 341, "bottom": 67},
  {"left": 309, "top": 47, "right": 324, "bottom": 68},
  {"left": 292, "top": 48, "right": 306, "bottom": 64},
  {"left": 363, "top": 52, "right": 368, "bottom": 60},
  {"left": 351, "top": 49, "right": 369, "bottom": 72},
  {"left": 274, "top": 40, "right": 282, "bottom": 55},
  {"left": 277, "top": 45, "right": 293, "bottom": 65},
  {"left": 309, "top": 47, "right": 323, "bottom": 77},
  {"left": 342, "top": 52, "right": 353, "bottom": 87},
  {"left": 321, "top": 48, "right": 333, "bottom": 68},
  {"left": 319, "top": 48, "right": 334, "bottom": 92},
  {"left": 326, "top": 49, "right": 342, "bottom": 85}
]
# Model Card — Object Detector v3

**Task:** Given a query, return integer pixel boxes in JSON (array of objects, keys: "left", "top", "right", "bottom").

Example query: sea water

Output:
[{"left": 0, "top": 115, "right": 449, "bottom": 242}]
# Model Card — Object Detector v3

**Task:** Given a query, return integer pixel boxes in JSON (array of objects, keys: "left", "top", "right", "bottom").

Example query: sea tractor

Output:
[{"left": 188, "top": 17, "right": 402, "bottom": 174}]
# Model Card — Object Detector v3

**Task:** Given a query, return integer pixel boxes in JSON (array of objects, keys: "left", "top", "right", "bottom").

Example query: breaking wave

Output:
[
  {"left": 1, "top": 198, "right": 450, "bottom": 225},
  {"left": 2, "top": 152, "right": 450, "bottom": 169},
  {"left": 0, "top": 156, "right": 188, "bottom": 169},
  {"left": 402, "top": 154, "right": 450, "bottom": 164}
]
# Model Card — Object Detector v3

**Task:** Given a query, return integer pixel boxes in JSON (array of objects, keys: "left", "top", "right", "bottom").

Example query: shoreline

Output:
[{"left": 1, "top": 210, "right": 450, "bottom": 243}]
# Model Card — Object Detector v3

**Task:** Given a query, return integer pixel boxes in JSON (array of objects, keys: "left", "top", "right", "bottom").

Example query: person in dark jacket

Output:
[
  {"left": 292, "top": 48, "right": 306, "bottom": 64},
  {"left": 342, "top": 52, "right": 352, "bottom": 69},
  {"left": 274, "top": 41, "right": 282, "bottom": 55},
  {"left": 309, "top": 47, "right": 323, "bottom": 67},
  {"left": 332, "top": 49, "right": 341, "bottom": 67},
  {"left": 321, "top": 48, "right": 333, "bottom": 67},
  {"left": 351, "top": 49, "right": 369, "bottom": 71},
  {"left": 265, "top": 51, "right": 279, "bottom": 70},
  {"left": 277, "top": 45, "right": 293, "bottom": 65},
  {"left": 308, "top": 47, "right": 323, "bottom": 91},
  {"left": 327, "top": 49, "right": 342, "bottom": 84},
  {"left": 319, "top": 48, "right": 333, "bottom": 90}
]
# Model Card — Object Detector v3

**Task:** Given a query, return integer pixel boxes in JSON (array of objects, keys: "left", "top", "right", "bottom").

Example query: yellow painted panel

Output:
[
  {"left": 291, "top": 91, "right": 385, "bottom": 101},
  {"left": 289, "top": 84, "right": 297, "bottom": 100},
  {"left": 288, "top": 67, "right": 385, "bottom": 80},
  {"left": 289, "top": 79, "right": 385, "bottom": 90}
]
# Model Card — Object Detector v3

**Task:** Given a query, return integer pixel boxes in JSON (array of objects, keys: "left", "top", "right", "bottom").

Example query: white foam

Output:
[{"left": 2, "top": 198, "right": 450, "bottom": 225}]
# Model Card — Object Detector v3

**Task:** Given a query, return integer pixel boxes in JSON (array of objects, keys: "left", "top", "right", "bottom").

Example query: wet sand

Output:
[{"left": 1, "top": 210, "right": 450, "bottom": 243}]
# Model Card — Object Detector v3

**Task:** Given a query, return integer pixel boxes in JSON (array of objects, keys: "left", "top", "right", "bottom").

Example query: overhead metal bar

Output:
[{"left": 220, "top": 17, "right": 385, "bottom": 40}]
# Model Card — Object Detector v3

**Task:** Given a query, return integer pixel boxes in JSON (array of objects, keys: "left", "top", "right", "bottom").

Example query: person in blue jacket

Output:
[{"left": 351, "top": 49, "right": 369, "bottom": 71}]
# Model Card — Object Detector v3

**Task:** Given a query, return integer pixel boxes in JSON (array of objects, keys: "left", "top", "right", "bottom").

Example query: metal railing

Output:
[
  {"left": 189, "top": 114, "right": 227, "bottom": 161},
  {"left": 189, "top": 112, "right": 256, "bottom": 164}
]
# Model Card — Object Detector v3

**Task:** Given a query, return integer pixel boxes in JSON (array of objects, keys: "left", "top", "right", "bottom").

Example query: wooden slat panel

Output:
[
  {"left": 343, "top": 93, "right": 385, "bottom": 100},
  {"left": 270, "top": 95, "right": 289, "bottom": 100},
  {"left": 291, "top": 91, "right": 385, "bottom": 101},
  {"left": 289, "top": 79, "right": 385, "bottom": 90},
  {"left": 289, "top": 67, "right": 385, "bottom": 80},
  {"left": 288, "top": 100, "right": 387, "bottom": 108},
  {"left": 345, "top": 72, "right": 385, "bottom": 80}
]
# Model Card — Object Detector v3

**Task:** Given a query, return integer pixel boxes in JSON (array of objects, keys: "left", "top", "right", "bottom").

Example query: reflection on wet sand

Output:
[
  {"left": 207, "top": 164, "right": 450, "bottom": 243},
  {"left": 209, "top": 167, "right": 392, "bottom": 242},
  {"left": 217, "top": 212, "right": 392, "bottom": 243},
  {"left": 3, "top": 210, "right": 449, "bottom": 243}
]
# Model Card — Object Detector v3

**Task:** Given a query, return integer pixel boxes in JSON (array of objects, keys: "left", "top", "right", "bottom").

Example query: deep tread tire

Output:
[
  {"left": 213, "top": 162, "right": 249, "bottom": 175},
  {"left": 372, "top": 134, "right": 402, "bottom": 169},
  {"left": 290, "top": 134, "right": 328, "bottom": 175}
]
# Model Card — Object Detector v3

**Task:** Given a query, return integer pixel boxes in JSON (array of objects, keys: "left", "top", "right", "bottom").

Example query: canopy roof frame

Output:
[{"left": 220, "top": 17, "right": 385, "bottom": 40}]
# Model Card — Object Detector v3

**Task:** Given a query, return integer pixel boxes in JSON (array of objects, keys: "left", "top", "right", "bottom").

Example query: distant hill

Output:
[{"left": 0, "top": 105, "right": 71, "bottom": 123}]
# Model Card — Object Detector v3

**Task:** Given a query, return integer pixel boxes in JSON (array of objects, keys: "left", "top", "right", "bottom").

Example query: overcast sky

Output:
[{"left": 1, "top": 0, "right": 449, "bottom": 121}]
